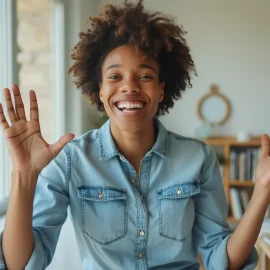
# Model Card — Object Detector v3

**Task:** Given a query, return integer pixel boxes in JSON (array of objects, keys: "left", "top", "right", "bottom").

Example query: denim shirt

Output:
[{"left": 0, "top": 119, "right": 258, "bottom": 270}]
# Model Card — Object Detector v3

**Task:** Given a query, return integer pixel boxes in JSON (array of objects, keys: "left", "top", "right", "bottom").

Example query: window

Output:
[
  {"left": 0, "top": 0, "right": 17, "bottom": 201},
  {"left": 0, "top": 0, "right": 65, "bottom": 204},
  {"left": 17, "top": 0, "right": 54, "bottom": 142}
]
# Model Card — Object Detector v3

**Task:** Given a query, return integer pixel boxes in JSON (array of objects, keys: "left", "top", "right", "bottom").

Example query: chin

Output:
[{"left": 112, "top": 117, "right": 153, "bottom": 133}]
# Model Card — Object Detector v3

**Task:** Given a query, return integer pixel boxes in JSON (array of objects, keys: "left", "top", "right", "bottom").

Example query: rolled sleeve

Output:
[
  {"left": 0, "top": 232, "right": 6, "bottom": 270},
  {"left": 211, "top": 234, "right": 258, "bottom": 270},
  {"left": 194, "top": 144, "right": 258, "bottom": 270},
  {"left": 25, "top": 232, "right": 47, "bottom": 270},
  {"left": 0, "top": 230, "right": 48, "bottom": 270}
]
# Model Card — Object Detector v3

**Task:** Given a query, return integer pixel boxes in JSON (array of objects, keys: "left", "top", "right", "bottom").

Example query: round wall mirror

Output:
[{"left": 197, "top": 84, "right": 231, "bottom": 126}]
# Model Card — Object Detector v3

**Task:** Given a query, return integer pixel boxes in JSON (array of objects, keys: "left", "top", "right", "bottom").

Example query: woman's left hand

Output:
[{"left": 255, "top": 134, "right": 270, "bottom": 189}]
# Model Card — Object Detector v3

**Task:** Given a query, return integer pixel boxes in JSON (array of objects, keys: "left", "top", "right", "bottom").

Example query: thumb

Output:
[
  {"left": 261, "top": 134, "right": 270, "bottom": 159},
  {"left": 49, "top": 133, "right": 75, "bottom": 158}
]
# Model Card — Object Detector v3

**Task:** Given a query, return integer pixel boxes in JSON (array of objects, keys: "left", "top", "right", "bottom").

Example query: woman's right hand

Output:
[{"left": 0, "top": 84, "right": 75, "bottom": 173}]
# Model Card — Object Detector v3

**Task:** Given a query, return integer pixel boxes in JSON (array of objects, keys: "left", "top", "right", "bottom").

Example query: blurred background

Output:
[{"left": 0, "top": 0, "right": 269, "bottom": 269}]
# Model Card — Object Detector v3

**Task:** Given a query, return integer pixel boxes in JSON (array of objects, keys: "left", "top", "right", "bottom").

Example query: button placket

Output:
[
  {"left": 130, "top": 178, "right": 136, "bottom": 184},
  {"left": 139, "top": 231, "right": 145, "bottom": 236},
  {"left": 98, "top": 190, "right": 103, "bottom": 199},
  {"left": 177, "top": 188, "right": 182, "bottom": 196},
  {"left": 134, "top": 154, "right": 150, "bottom": 269}
]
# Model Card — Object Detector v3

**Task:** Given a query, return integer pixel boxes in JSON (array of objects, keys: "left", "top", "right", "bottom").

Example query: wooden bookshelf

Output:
[
  {"left": 229, "top": 181, "right": 255, "bottom": 187},
  {"left": 203, "top": 136, "right": 261, "bottom": 223}
]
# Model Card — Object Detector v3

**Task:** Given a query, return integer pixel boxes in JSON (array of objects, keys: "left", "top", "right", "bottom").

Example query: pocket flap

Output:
[
  {"left": 157, "top": 181, "right": 200, "bottom": 199},
  {"left": 77, "top": 186, "right": 127, "bottom": 201}
]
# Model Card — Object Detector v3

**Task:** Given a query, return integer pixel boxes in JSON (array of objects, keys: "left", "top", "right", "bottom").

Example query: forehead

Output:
[{"left": 102, "top": 45, "right": 158, "bottom": 70}]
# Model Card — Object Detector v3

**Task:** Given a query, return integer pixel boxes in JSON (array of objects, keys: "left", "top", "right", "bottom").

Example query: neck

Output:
[{"left": 110, "top": 120, "right": 156, "bottom": 170}]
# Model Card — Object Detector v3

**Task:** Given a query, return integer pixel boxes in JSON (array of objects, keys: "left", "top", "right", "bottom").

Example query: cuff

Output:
[
  {"left": 25, "top": 231, "right": 46, "bottom": 270},
  {"left": 0, "top": 232, "right": 6, "bottom": 270},
  {"left": 212, "top": 234, "right": 259, "bottom": 270},
  {"left": 0, "top": 231, "right": 46, "bottom": 270}
]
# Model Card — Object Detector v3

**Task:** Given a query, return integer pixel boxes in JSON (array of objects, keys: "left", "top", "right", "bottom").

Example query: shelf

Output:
[
  {"left": 204, "top": 136, "right": 261, "bottom": 146},
  {"left": 229, "top": 181, "right": 255, "bottom": 187},
  {"left": 229, "top": 141, "right": 261, "bottom": 147}
]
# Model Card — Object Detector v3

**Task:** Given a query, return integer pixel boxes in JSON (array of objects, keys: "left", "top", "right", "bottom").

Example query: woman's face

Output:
[{"left": 99, "top": 45, "right": 165, "bottom": 133}]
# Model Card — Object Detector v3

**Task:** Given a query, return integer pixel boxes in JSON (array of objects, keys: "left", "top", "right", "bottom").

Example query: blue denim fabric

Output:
[{"left": 0, "top": 119, "right": 258, "bottom": 270}]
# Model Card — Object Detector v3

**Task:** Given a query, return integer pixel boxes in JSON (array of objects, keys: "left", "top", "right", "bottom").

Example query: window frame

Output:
[
  {"left": 0, "top": 0, "right": 66, "bottom": 210},
  {"left": 0, "top": 0, "right": 18, "bottom": 202}
]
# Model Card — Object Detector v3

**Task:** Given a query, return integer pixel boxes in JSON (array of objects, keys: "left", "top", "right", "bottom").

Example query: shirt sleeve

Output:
[
  {"left": 0, "top": 233, "right": 6, "bottom": 270},
  {"left": 193, "top": 144, "right": 258, "bottom": 270},
  {"left": 0, "top": 144, "right": 71, "bottom": 270}
]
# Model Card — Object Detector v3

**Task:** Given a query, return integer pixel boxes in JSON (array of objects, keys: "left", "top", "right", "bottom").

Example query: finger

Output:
[
  {"left": 0, "top": 103, "right": 9, "bottom": 130},
  {"left": 29, "top": 90, "right": 39, "bottom": 122},
  {"left": 3, "top": 88, "right": 18, "bottom": 124},
  {"left": 49, "top": 134, "right": 75, "bottom": 158},
  {"left": 12, "top": 84, "right": 26, "bottom": 120},
  {"left": 261, "top": 134, "right": 270, "bottom": 159}
]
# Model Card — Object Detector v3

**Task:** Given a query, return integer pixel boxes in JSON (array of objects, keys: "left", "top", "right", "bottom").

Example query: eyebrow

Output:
[{"left": 106, "top": 64, "right": 157, "bottom": 74}]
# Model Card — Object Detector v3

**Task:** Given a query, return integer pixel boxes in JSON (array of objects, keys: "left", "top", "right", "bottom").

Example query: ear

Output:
[
  {"left": 99, "top": 94, "right": 103, "bottom": 103},
  {"left": 99, "top": 83, "right": 103, "bottom": 103},
  {"left": 159, "top": 82, "right": 165, "bottom": 102}
]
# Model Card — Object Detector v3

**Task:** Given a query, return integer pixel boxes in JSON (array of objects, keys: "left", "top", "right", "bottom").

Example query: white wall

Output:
[
  {"left": 143, "top": 0, "right": 270, "bottom": 137},
  {"left": 80, "top": 0, "right": 102, "bottom": 133},
  {"left": 65, "top": 0, "right": 101, "bottom": 136}
]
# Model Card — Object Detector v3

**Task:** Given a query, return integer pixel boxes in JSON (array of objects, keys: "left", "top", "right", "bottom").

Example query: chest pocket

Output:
[
  {"left": 77, "top": 186, "right": 127, "bottom": 245},
  {"left": 157, "top": 181, "right": 200, "bottom": 242}
]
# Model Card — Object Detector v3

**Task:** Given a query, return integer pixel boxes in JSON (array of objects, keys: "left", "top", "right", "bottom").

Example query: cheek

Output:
[
  {"left": 147, "top": 88, "right": 163, "bottom": 103},
  {"left": 100, "top": 85, "right": 114, "bottom": 102}
]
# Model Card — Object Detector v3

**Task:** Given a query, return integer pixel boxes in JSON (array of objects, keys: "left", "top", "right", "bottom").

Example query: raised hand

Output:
[
  {"left": 0, "top": 84, "right": 75, "bottom": 172},
  {"left": 255, "top": 134, "right": 270, "bottom": 189}
]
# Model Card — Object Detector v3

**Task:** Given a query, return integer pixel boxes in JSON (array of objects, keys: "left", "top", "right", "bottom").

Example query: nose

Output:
[{"left": 119, "top": 80, "right": 140, "bottom": 93}]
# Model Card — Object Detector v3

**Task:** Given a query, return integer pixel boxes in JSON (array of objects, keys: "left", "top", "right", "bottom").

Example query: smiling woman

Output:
[
  {"left": 68, "top": 1, "right": 196, "bottom": 117},
  {"left": 99, "top": 45, "right": 164, "bottom": 148}
]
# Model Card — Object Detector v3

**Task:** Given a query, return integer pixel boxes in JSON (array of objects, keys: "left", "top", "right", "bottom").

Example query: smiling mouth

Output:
[{"left": 114, "top": 101, "right": 146, "bottom": 112}]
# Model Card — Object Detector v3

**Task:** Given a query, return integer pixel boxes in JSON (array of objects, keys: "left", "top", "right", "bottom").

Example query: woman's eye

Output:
[
  {"left": 140, "top": 75, "right": 153, "bottom": 80},
  {"left": 108, "top": 75, "right": 120, "bottom": 80}
]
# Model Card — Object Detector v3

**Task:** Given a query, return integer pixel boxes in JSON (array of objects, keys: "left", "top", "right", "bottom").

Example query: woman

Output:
[{"left": 0, "top": 1, "right": 269, "bottom": 269}]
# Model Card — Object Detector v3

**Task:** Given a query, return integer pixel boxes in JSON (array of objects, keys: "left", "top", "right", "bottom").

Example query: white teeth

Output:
[{"left": 116, "top": 101, "right": 144, "bottom": 109}]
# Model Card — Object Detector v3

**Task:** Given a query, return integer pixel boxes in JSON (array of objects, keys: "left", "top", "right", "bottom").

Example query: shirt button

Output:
[
  {"left": 130, "top": 179, "right": 136, "bottom": 184},
  {"left": 98, "top": 193, "right": 103, "bottom": 199},
  {"left": 139, "top": 231, "right": 145, "bottom": 236},
  {"left": 138, "top": 253, "right": 143, "bottom": 258},
  {"left": 177, "top": 189, "right": 182, "bottom": 196}
]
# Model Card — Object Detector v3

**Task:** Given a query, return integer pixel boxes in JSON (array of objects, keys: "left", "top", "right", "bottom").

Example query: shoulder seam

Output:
[
  {"left": 199, "top": 143, "right": 210, "bottom": 183},
  {"left": 64, "top": 144, "right": 72, "bottom": 193},
  {"left": 168, "top": 131, "right": 206, "bottom": 146}
]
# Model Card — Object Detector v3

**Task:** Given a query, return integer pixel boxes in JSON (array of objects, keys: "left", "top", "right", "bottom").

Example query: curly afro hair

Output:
[{"left": 68, "top": 0, "right": 196, "bottom": 116}]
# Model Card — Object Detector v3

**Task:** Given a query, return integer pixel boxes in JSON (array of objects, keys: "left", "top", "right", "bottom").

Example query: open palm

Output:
[{"left": 0, "top": 84, "right": 74, "bottom": 172}]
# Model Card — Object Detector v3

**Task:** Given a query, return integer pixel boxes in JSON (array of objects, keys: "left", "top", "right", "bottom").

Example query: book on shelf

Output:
[
  {"left": 260, "top": 218, "right": 270, "bottom": 236},
  {"left": 263, "top": 235, "right": 270, "bottom": 245},
  {"left": 230, "top": 188, "right": 243, "bottom": 219},
  {"left": 239, "top": 189, "right": 249, "bottom": 210},
  {"left": 230, "top": 147, "right": 261, "bottom": 181}
]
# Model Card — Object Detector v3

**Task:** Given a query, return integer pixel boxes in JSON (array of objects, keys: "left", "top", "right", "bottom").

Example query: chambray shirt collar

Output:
[{"left": 99, "top": 118, "right": 168, "bottom": 160}]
